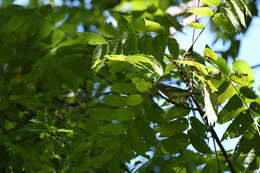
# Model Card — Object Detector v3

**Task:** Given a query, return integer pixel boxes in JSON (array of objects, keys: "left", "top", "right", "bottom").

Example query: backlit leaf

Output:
[
  {"left": 202, "top": 0, "right": 221, "bottom": 6},
  {"left": 188, "top": 7, "right": 214, "bottom": 16},
  {"left": 131, "top": 78, "right": 152, "bottom": 92},
  {"left": 203, "top": 85, "right": 217, "bottom": 126},
  {"left": 204, "top": 45, "right": 217, "bottom": 61},
  {"left": 232, "top": 60, "right": 254, "bottom": 86},
  {"left": 188, "top": 22, "right": 205, "bottom": 29},
  {"left": 144, "top": 19, "right": 165, "bottom": 33}
]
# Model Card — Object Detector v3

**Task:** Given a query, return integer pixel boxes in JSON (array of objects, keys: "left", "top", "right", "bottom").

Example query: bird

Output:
[{"left": 155, "top": 83, "right": 192, "bottom": 103}]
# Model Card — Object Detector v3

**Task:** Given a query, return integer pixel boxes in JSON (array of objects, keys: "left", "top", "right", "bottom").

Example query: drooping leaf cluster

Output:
[{"left": 0, "top": 0, "right": 259, "bottom": 172}]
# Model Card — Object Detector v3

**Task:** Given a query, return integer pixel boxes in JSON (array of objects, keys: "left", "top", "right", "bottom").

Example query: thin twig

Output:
[
  {"left": 213, "top": 137, "right": 221, "bottom": 173},
  {"left": 189, "top": 0, "right": 225, "bottom": 49},
  {"left": 190, "top": 95, "right": 237, "bottom": 173},
  {"left": 191, "top": 0, "right": 201, "bottom": 43},
  {"left": 252, "top": 64, "right": 260, "bottom": 69}
]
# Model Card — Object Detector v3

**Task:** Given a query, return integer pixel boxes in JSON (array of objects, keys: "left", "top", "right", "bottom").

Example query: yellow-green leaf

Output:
[
  {"left": 204, "top": 45, "right": 218, "bottom": 61},
  {"left": 174, "top": 60, "right": 208, "bottom": 75},
  {"left": 188, "top": 22, "right": 205, "bottom": 29},
  {"left": 144, "top": 19, "right": 165, "bottom": 33},
  {"left": 126, "top": 94, "right": 143, "bottom": 106},
  {"left": 202, "top": 0, "right": 221, "bottom": 6},
  {"left": 188, "top": 7, "right": 214, "bottom": 16}
]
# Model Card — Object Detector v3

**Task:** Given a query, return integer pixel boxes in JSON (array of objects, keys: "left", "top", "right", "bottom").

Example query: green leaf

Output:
[
  {"left": 108, "top": 38, "right": 123, "bottom": 54},
  {"left": 232, "top": 60, "right": 254, "bottom": 86},
  {"left": 114, "top": 108, "right": 135, "bottom": 121},
  {"left": 4, "top": 120, "right": 18, "bottom": 130},
  {"left": 144, "top": 19, "right": 165, "bottom": 33},
  {"left": 202, "top": 0, "right": 221, "bottom": 6},
  {"left": 157, "top": 118, "right": 188, "bottom": 137},
  {"left": 250, "top": 102, "right": 260, "bottom": 116},
  {"left": 139, "top": 35, "right": 154, "bottom": 54},
  {"left": 123, "top": 34, "right": 138, "bottom": 54},
  {"left": 131, "top": 77, "right": 152, "bottom": 92},
  {"left": 190, "top": 117, "right": 207, "bottom": 137},
  {"left": 167, "top": 37, "right": 180, "bottom": 59},
  {"left": 125, "top": 94, "right": 143, "bottom": 106},
  {"left": 239, "top": 0, "right": 252, "bottom": 17},
  {"left": 118, "top": 16, "right": 133, "bottom": 32},
  {"left": 236, "top": 130, "right": 259, "bottom": 154},
  {"left": 103, "top": 95, "right": 126, "bottom": 107},
  {"left": 159, "top": 0, "right": 170, "bottom": 11},
  {"left": 161, "top": 133, "right": 188, "bottom": 154},
  {"left": 153, "top": 34, "right": 168, "bottom": 61},
  {"left": 228, "top": 0, "right": 246, "bottom": 27},
  {"left": 163, "top": 103, "right": 190, "bottom": 120},
  {"left": 217, "top": 81, "right": 236, "bottom": 104},
  {"left": 105, "top": 54, "right": 164, "bottom": 76},
  {"left": 98, "top": 123, "right": 127, "bottom": 135},
  {"left": 79, "top": 32, "right": 107, "bottom": 45},
  {"left": 218, "top": 94, "right": 244, "bottom": 123},
  {"left": 132, "top": 18, "right": 145, "bottom": 32},
  {"left": 240, "top": 86, "right": 257, "bottom": 99},
  {"left": 188, "top": 129, "right": 212, "bottom": 154},
  {"left": 57, "top": 39, "right": 82, "bottom": 48},
  {"left": 215, "top": 57, "right": 230, "bottom": 75},
  {"left": 204, "top": 45, "right": 217, "bottom": 61},
  {"left": 127, "top": 123, "right": 149, "bottom": 154},
  {"left": 111, "top": 83, "right": 136, "bottom": 94},
  {"left": 188, "top": 22, "right": 205, "bottom": 29},
  {"left": 92, "top": 44, "right": 107, "bottom": 73},
  {"left": 91, "top": 107, "right": 134, "bottom": 121},
  {"left": 213, "top": 13, "right": 236, "bottom": 34},
  {"left": 222, "top": 110, "right": 254, "bottom": 140},
  {"left": 174, "top": 60, "right": 208, "bottom": 75},
  {"left": 114, "top": 1, "right": 150, "bottom": 12},
  {"left": 223, "top": 6, "right": 242, "bottom": 33},
  {"left": 91, "top": 107, "right": 115, "bottom": 120},
  {"left": 188, "top": 7, "right": 214, "bottom": 16},
  {"left": 52, "top": 30, "right": 64, "bottom": 45}
]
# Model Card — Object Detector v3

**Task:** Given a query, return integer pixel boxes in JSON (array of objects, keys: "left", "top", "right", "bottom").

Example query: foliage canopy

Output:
[{"left": 0, "top": 0, "right": 259, "bottom": 172}]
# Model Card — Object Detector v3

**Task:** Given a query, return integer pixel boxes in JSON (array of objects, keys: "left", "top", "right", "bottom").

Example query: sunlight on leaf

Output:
[
  {"left": 188, "top": 22, "right": 205, "bottom": 29},
  {"left": 188, "top": 7, "right": 214, "bottom": 16},
  {"left": 204, "top": 85, "right": 218, "bottom": 126},
  {"left": 202, "top": 0, "right": 221, "bottom": 6}
]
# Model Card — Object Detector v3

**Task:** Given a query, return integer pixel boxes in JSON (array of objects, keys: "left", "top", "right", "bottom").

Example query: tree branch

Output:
[
  {"left": 190, "top": 95, "right": 237, "bottom": 173},
  {"left": 252, "top": 64, "right": 260, "bottom": 69},
  {"left": 213, "top": 137, "right": 221, "bottom": 173}
]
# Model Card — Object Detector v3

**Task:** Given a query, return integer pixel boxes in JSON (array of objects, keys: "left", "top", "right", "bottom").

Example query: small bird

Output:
[{"left": 155, "top": 83, "right": 192, "bottom": 103}]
